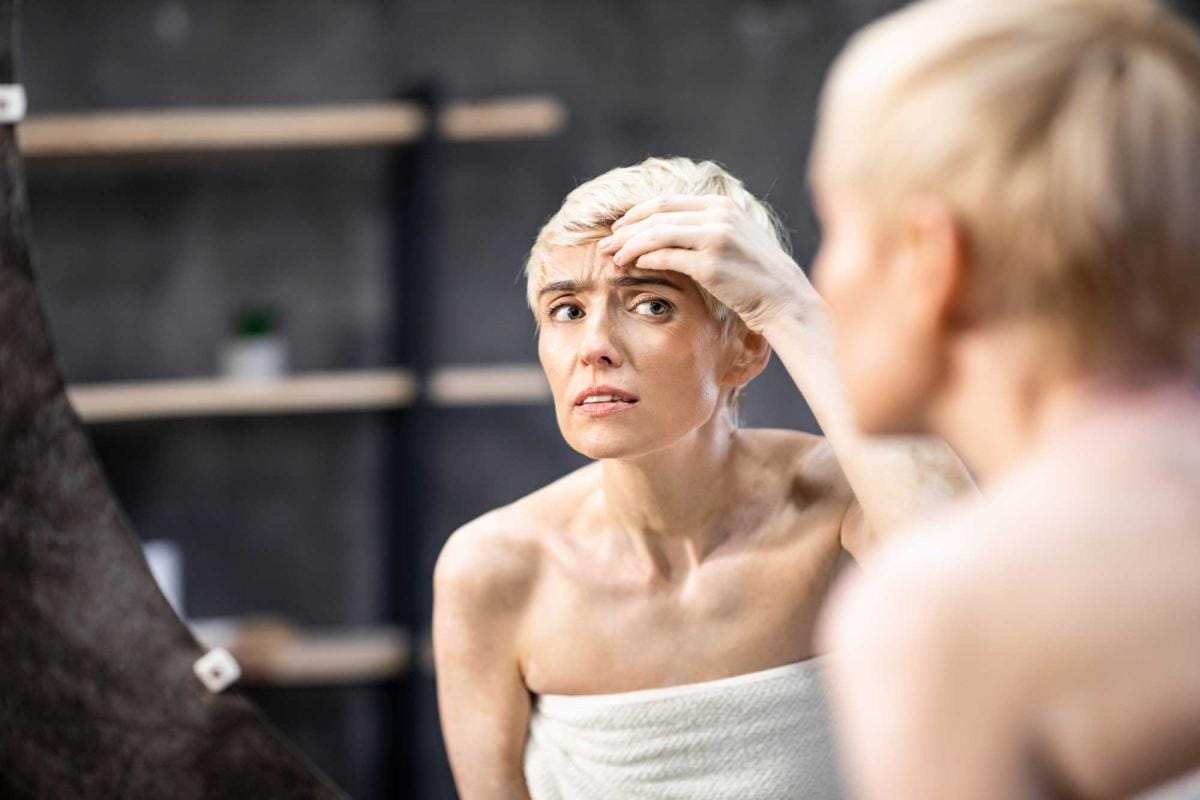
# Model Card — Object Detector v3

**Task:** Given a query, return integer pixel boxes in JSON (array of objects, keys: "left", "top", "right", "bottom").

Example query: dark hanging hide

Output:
[{"left": 0, "top": 2, "right": 345, "bottom": 797}]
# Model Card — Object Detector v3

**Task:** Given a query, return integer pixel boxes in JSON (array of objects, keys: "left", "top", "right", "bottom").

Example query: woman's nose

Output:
[{"left": 578, "top": 312, "right": 623, "bottom": 369}]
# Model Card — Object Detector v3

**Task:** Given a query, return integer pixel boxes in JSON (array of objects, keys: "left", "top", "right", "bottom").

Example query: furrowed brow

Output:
[
  {"left": 538, "top": 280, "right": 587, "bottom": 297},
  {"left": 610, "top": 275, "right": 683, "bottom": 291}
]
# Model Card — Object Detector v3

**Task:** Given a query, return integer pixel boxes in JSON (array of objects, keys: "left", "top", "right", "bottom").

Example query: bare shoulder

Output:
[
  {"left": 435, "top": 462, "right": 602, "bottom": 613},
  {"left": 821, "top": 506, "right": 982, "bottom": 645},
  {"left": 743, "top": 427, "right": 855, "bottom": 505},
  {"left": 822, "top": 452, "right": 1196, "bottom": 669},
  {"left": 741, "top": 426, "right": 827, "bottom": 457},
  {"left": 823, "top": 462, "right": 1200, "bottom": 796},
  {"left": 436, "top": 509, "right": 537, "bottom": 606}
]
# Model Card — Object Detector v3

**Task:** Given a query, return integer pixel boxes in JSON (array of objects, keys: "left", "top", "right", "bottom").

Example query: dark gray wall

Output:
[{"left": 21, "top": 1, "right": 908, "bottom": 797}]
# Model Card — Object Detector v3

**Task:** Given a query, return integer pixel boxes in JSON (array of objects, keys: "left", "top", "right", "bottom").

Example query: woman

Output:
[
  {"left": 604, "top": 2, "right": 1200, "bottom": 798},
  {"left": 434, "top": 157, "right": 973, "bottom": 799}
]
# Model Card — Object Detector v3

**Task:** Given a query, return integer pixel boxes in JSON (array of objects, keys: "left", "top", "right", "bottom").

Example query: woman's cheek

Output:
[
  {"left": 818, "top": 241, "right": 858, "bottom": 312},
  {"left": 675, "top": 346, "right": 723, "bottom": 415},
  {"left": 537, "top": 333, "right": 574, "bottom": 395}
]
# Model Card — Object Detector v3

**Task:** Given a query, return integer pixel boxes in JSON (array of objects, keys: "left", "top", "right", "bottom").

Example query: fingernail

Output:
[{"left": 597, "top": 237, "right": 613, "bottom": 251}]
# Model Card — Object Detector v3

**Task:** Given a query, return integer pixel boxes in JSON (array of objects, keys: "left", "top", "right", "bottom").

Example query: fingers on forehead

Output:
[
  {"left": 617, "top": 194, "right": 713, "bottom": 227},
  {"left": 634, "top": 247, "right": 693, "bottom": 274},
  {"left": 612, "top": 210, "right": 705, "bottom": 242}
]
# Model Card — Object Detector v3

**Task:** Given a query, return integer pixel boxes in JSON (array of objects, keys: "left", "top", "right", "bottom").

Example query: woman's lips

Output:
[
  {"left": 575, "top": 398, "right": 637, "bottom": 417},
  {"left": 573, "top": 386, "right": 639, "bottom": 417}
]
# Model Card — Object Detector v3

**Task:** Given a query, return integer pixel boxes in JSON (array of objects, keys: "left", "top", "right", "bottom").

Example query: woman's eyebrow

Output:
[
  {"left": 538, "top": 275, "right": 680, "bottom": 297},
  {"left": 539, "top": 279, "right": 586, "bottom": 296},
  {"left": 610, "top": 275, "right": 682, "bottom": 291}
]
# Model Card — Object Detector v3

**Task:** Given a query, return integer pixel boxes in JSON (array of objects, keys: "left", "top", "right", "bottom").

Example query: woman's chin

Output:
[
  {"left": 559, "top": 406, "right": 719, "bottom": 462},
  {"left": 565, "top": 431, "right": 668, "bottom": 462},
  {"left": 569, "top": 440, "right": 644, "bottom": 461}
]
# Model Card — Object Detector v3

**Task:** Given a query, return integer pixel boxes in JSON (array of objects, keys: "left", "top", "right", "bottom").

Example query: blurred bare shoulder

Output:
[
  {"left": 821, "top": 444, "right": 1200, "bottom": 797},
  {"left": 820, "top": 502, "right": 985, "bottom": 651}
]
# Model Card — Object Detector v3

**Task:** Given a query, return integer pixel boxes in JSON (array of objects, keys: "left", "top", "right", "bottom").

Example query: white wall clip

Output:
[
  {"left": 193, "top": 647, "right": 242, "bottom": 694},
  {"left": 0, "top": 85, "right": 25, "bottom": 124}
]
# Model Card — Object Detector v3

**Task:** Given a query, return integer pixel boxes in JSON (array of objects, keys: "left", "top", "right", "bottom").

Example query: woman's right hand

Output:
[{"left": 597, "top": 194, "right": 823, "bottom": 335}]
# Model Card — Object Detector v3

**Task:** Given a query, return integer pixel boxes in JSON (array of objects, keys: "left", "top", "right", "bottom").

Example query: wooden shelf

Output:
[
  {"left": 18, "top": 95, "right": 567, "bottom": 157},
  {"left": 68, "top": 369, "right": 418, "bottom": 423},
  {"left": 67, "top": 364, "right": 551, "bottom": 422},
  {"left": 437, "top": 96, "right": 566, "bottom": 142},
  {"left": 427, "top": 364, "right": 552, "bottom": 406},
  {"left": 192, "top": 618, "right": 410, "bottom": 687}
]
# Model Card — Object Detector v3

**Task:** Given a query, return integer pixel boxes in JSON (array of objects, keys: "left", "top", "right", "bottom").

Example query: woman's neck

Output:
[
  {"left": 931, "top": 323, "right": 1188, "bottom": 483},
  {"left": 599, "top": 410, "right": 750, "bottom": 577}
]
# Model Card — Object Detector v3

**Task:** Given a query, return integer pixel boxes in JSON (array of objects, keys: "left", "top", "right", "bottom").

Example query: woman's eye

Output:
[
  {"left": 634, "top": 299, "right": 672, "bottom": 317},
  {"left": 549, "top": 304, "right": 584, "bottom": 322}
]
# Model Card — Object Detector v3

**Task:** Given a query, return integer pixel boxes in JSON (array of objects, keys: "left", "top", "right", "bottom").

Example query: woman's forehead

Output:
[
  {"left": 539, "top": 243, "right": 696, "bottom": 296},
  {"left": 542, "top": 243, "right": 605, "bottom": 280}
]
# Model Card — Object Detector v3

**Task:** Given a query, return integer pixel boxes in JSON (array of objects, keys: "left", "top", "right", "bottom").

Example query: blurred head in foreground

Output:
[
  {"left": 809, "top": 0, "right": 1200, "bottom": 434},
  {"left": 524, "top": 157, "right": 784, "bottom": 459}
]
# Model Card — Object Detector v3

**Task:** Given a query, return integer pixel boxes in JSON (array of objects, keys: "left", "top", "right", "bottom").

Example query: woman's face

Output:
[
  {"left": 536, "top": 243, "right": 736, "bottom": 460},
  {"left": 812, "top": 183, "right": 942, "bottom": 434}
]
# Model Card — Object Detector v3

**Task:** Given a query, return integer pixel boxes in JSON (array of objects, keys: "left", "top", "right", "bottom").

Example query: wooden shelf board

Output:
[
  {"left": 192, "top": 619, "right": 411, "bottom": 687},
  {"left": 438, "top": 96, "right": 567, "bottom": 142},
  {"left": 19, "top": 96, "right": 567, "bottom": 157},
  {"left": 428, "top": 364, "right": 551, "bottom": 406},
  {"left": 243, "top": 627, "right": 411, "bottom": 687},
  {"left": 67, "top": 364, "right": 551, "bottom": 422},
  {"left": 68, "top": 369, "right": 418, "bottom": 423}
]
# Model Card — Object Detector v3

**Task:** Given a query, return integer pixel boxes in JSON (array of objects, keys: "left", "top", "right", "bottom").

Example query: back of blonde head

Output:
[
  {"left": 525, "top": 156, "right": 787, "bottom": 325},
  {"left": 812, "top": 0, "right": 1200, "bottom": 373}
]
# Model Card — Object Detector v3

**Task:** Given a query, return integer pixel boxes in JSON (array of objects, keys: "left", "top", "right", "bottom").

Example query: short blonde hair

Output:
[
  {"left": 811, "top": 0, "right": 1200, "bottom": 373},
  {"left": 525, "top": 156, "right": 789, "bottom": 326}
]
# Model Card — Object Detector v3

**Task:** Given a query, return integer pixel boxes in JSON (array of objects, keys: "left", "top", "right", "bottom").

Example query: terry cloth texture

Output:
[{"left": 524, "top": 658, "right": 843, "bottom": 799}]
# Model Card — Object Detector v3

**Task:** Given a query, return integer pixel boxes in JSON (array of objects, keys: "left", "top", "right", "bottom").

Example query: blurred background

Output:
[{"left": 18, "top": 1, "right": 1200, "bottom": 798}]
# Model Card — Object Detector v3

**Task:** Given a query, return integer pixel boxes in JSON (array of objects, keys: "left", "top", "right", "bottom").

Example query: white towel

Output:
[
  {"left": 1136, "top": 770, "right": 1200, "bottom": 800},
  {"left": 523, "top": 658, "right": 843, "bottom": 799}
]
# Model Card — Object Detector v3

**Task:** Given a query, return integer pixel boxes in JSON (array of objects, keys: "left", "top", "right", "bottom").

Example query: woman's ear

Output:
[
  {"left": 722, "top": 325, "right": 772, "bottom": 388},
  {"left": 900, "top": 195, "right": 968, "bottom": 334}
]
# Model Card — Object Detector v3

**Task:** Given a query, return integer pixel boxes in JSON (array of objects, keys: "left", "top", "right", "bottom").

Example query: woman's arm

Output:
[
  {"left": 599, "top": 195, "right": 974, "bottom": 557},
  {"left": 433, "top": 522, "right": 536, "bottom": 800},
  {"left": 763, "top": 304, "right": 972, "bottom": 555}
]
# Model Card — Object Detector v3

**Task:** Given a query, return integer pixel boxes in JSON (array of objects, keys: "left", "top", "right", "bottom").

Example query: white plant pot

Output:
[{"left": 219, "top": 335, "right": 288, "bottom": 382}]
